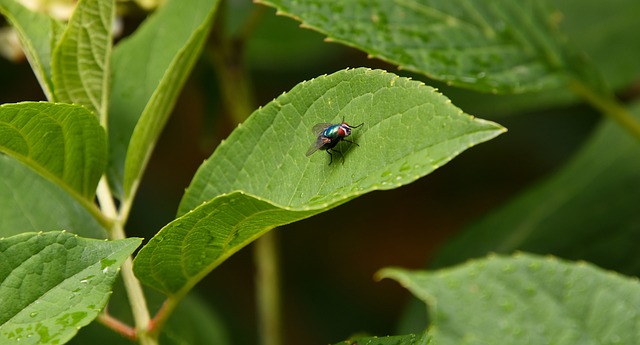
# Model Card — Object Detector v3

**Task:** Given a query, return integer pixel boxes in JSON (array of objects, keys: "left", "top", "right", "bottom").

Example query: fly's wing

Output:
[
  {"left": 306, "top": 136, "right": 331, "bottom": 156},
  {"left": 311, "top": 123, "right": 332, "bottom": 136}
]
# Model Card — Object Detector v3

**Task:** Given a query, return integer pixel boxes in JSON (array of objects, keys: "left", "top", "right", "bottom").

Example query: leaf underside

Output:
[
  {"left": 257, "top": 0, "right": 573, "bottom": 93},
  {"left": 379, "top": 253, "right": 640, "bottom": 345},
  {"left": 51, "top": 0, "right": 113, "bottom": 118}
]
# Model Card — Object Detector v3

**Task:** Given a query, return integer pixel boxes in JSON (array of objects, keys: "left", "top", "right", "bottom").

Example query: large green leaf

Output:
[
  {"left": 179, "top": 68, "right": 505, "bottom": 213},
  {"left": 0, "top": 0, "right": 63, "bottom": 100},
  {"left": 366, "top": 0, "right": 640, "bottom": 120},
  {"left": 134, "top": 68, "right": 505, "bottom": 296},
  {"left": 51, "top": 0, "right": 113, "bottom": 119},
  {"left": 0, "top": 231, "right": 141, "bottom": 345},
  {"left": 430, "top": 102, "right": 640, "bottom": 275},
  {"left": 257, "top": 0, "right": 575, "bottom": 93},
  {"left": 108, "top": 0, "right": 219, "bottom": 199},
  {"left": 0, "top": 155, "right": 106, "bottom": 238},
  {"left": 0, "top": 102, "right": 107, "bottom": 200},
  {"left": 380, "top": 253, "right": 640, "bottom": 345}
]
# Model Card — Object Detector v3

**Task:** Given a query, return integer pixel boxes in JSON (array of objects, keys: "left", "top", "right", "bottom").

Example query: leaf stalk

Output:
[{"left": 570, "top": 80, "right": 640, "bottom": 141}]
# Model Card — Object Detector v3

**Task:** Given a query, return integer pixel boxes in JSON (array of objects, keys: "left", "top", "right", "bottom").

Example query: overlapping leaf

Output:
[
  {"left": 134, "top": 68, "right": 505, "bottom": 296},
  {"left": 0, "top": 102, "right": 107, "bottom": 200},
  {"left": 257, "top": 0, "right": 576, "bottom": 93},
  {"left": 0, "top": 231, "right": 141, "bottom": 345},
  {"left": 380, "top": 253, "right": 640, "bottom": 345},
  {"left": 108, "top": 0, "right": 219, "bottom": 199},
  {"left": 51, "top": 0, "right": 113, "bottom": 119}
]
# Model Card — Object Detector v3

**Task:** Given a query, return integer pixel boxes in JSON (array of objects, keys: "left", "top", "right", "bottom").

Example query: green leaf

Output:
[
  {"left": 0, "top": 102, "right": 107, "bottom": 200},
  {"left": 556, "top": 0, "right": 640, "bottom": 93},
  {"left": 423, "top": 0, "right": 640, "bottom": 118},
  {"left": 108, "top": 0, "right": 219, "bottom": 199},
  {"left": 134, "top": 68, "right": 505, "bottom": 296},
  {"left": 179, "top": 68, "right": 505, "bottom": 213},
  {"left": 0, "top": 0, "right": 63, "bottom": 100},
  {"left": 430, "top": 102, "right": 640, "bottom": 275},
  {"left": 379, "top": 253, "right": 640, "bottom": 345},
  {"left": 334, "top": 333, "right": 431, "bottom": 345},
  {"left": 135, "top": 192, "right": 318, "bottom": 295},
  {"left": 51, "top": 0, "right": 113, "bottom": 119},
  {"left": 0, "top": 231, "right": 141, "bottom": 345},
  {"left": 0, "top": 155, "right": 106, "bottom": 239},
  {"left": 257, "top": 0, "right": 574, "bottom": 93},
  {"left": 122, "top": 1, "right": 218, "bottom": 201}
]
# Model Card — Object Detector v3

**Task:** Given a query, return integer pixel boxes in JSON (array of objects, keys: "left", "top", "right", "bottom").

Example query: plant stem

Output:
[
  {"left": 570, "top": 80, "right": 640, "bottom": 141},
  {"left": 254, "top": 231, "right": 282, "bottom": 345},
  {"left": 97, "top": 312, "right": 136, "bottom": 341},
  {"left": 207, "top": 1, "right": 260, "bottom": 124},
  {"left": 209, "top": 4, "right": 283, "bottom": 345},
  {"left": 96, "top": 178, "right": 155, "bottom": 345}
]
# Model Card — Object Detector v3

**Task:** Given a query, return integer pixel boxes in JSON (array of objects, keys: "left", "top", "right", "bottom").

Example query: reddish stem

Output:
[{"left": 97, "top": 312, "right": 137, "bottom": 341}]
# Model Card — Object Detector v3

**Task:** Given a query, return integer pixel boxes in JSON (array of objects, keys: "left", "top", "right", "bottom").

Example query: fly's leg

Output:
[
  {"left": 327, "top": 148, "right": 346, "bottom": 165},
  {"left": 342, "top": 139, "right": 359, "bottom": 147}
]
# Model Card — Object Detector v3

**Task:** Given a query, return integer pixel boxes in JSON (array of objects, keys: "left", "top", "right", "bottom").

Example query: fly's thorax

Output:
[
  {"left": 322, "top": 124, "right": 343, "bottom": 139},
  {"left": 339, "top": 123, "right": 352, "bottom": 137}
]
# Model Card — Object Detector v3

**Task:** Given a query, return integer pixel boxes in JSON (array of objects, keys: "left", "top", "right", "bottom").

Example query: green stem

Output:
[
  {"left": 254, "top": 231, "right": 282, "bottom": 345},
  {"left": 570, "top": 80, "right": 640, "bottom": 141},
  {"left": 96, "top": 178, "right": 155, "bottom": 345},
  {"left": 207, "top": 1, "right": 260, "bottom": 124}
]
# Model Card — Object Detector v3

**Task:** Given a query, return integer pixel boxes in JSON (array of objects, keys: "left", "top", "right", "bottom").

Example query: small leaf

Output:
[
  {"left": 379, "top": 253, "right": 640, "bottom": 345},
  {"left": 0, "top": 0, "right": 63, "bottom": 100},
  {"left": 108, "top": 0, "right": 220, "bottom": 198},
  {"left": 51, "top": 0, "right": 113, "bottom": 118},
  {"left": 135, "top": 68, "right": 504, "bottom": 296},
  {"left": 257, "top": 0, "right": 575, "bottom": 93},
  {"left": 0, "top": 102, "right": 107, "bottom": 200},
  {"left": 0, "top": 231, "right": 141, "bottom": 345},
  {"left": 0, "top": 155, "right": 106, "bottom": 238},
  {"left": 430, "top": 102, "right": 640, "bottom": 275}
]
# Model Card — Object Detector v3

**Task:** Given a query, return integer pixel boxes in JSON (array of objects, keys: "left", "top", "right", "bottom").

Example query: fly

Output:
[{"left": 306, "top": 118, "right": 364, "bottom": 165}]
